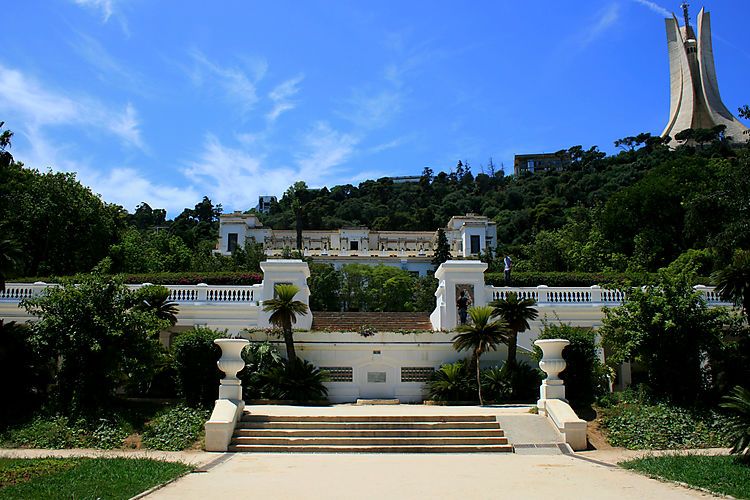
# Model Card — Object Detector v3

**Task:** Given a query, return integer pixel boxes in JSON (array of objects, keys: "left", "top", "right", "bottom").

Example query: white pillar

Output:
[
  {"left": 258, "top": 259, "right": 312, "bottom": 329},
  {"left": 430, "top": 260, "right": 488, "bottom": 330}
]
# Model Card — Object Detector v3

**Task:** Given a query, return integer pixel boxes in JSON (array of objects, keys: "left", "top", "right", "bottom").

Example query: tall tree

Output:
[
  {"left": 431, "top": 228, "right": 451, "bottom": 269},
  {"left": 489, "top": 292, "right": 538, "bottom": 365},
  {"left": 262, "top": 283, "right": 309, "bottom": 363},
  {"left": 452, "top": 306, "right": 510, "bottom": 405}
]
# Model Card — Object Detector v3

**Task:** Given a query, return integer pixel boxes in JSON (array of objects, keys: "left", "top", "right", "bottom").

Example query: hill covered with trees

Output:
[{"left": 1, "top": 118, "right": 748, "bottom": 282}]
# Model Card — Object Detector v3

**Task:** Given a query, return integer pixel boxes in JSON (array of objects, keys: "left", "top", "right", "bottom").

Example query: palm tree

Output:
[
  {"left": 452, "top": 306, "right": 510, "bottom": 405},
  {"left": 262, "top": 283, "right": 309, "bottom": 363},
  {"left": 713, "top": 250, "right": 750, "bottom": 317},
  {"left": 489, "top": 292, "right": 538, "bottom": 366},
  {"left": 135, "top": 285, "right": 179, "bottom": 326},
  {"left": 720, "top": 385, "right": 750, "bottom": 457}
]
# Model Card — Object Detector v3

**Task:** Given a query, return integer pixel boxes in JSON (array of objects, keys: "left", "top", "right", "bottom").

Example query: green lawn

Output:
[
  {"left": 0, "top": 457, "right": 193, "bottom": 499},
  {"left": 621, "top": 454, "right": 750, "bottom": 499}
]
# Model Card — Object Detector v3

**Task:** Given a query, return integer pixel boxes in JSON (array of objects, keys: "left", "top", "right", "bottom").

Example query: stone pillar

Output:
[
  {"left": 535, "top": 338, "right": 569, "bottom": 411},
  {"left": 430, "top": 260, "right": 488, "bottom": 330},
  {"left": 258, "top": 259, "right": 312, "bottom": 329}
]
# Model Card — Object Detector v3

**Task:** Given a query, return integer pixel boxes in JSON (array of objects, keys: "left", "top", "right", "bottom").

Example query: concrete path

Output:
[
  {"left": 147, "top": 452, "right": 714, "bottom": 499},
  {"left": 0, "top": 405, "right": 728, "bottom": 499}
]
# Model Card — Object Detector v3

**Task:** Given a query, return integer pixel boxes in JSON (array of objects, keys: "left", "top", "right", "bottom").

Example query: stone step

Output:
[
  {"left": 236, "top": 421, "right": 501, "bottom": 430},
  {"left": 241, "top": 414, "right": 496, "bottom": 423},
  {"left": 234, "top": 429, "right": 505, "bottom": 438},
  {"left": 231, "top": 437, "right": 509, "bottom": 446},
  {"left": 227, "top": 444, "right": 514, "bottom": 453}
]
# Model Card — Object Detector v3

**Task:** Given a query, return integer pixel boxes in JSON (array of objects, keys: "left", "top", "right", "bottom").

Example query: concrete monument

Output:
[{"left": 661, "top": 3, "right": 748, "bottom": 146}]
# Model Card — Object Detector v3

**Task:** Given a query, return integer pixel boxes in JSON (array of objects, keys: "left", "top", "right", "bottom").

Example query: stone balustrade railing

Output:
[
  {"left": 0, "top": 282, "right": 264, "bottom": 304},
  {"left": 486, "top": 284, "right": 725, "bottom": 306}
]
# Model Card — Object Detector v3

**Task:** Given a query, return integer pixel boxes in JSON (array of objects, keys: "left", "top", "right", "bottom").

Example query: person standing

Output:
[
  {"left": 503, "top": 254, "right": 513, "bottom": 285},
  {"left": 456, "top": 290, "right": 469, "bottom": 325}
]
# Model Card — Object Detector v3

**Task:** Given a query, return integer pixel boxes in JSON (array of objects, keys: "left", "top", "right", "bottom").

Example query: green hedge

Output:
[
  {"left": 485, "top": 271, "right": 662, "bottom": 287},
  {"left": 13, "top": 272, "right": 263, "bottom": 286}
]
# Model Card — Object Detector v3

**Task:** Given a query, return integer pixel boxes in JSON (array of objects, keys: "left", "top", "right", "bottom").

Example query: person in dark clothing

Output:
[
  {"left": 503, "top": 254, "right": 513, "bottom": 286},
  {"left": 457, "top": 290, "right": 469, "bottom": 325}
]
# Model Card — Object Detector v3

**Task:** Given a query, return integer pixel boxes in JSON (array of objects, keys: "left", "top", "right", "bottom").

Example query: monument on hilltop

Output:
[{"left": 661, "top": 3, "right": 748, "bottom": 146}]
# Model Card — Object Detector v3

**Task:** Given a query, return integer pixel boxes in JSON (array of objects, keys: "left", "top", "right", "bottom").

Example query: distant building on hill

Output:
[
  {"left": 387, "top": 175, "right": 421, "bottom": 184},
  {"left": 215, "top": 212, "right": 497, "bottom": 276},
  {"left": 513, "top": 153, "right": 570, "bottom": 176},
  {"left": 255, "top": 195, "right": 277, "bottom": 214},
  {"left": 661, "top": 4, "right": 748, "bottom": 146}
]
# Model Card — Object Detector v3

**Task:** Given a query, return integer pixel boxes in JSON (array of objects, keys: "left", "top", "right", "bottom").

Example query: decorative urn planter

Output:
[
  {"left": 534, "top": 339, "right": 570, "bottom": 407},
  {"left": 214, "top": 338, "right": 249, "bottom": 400}
]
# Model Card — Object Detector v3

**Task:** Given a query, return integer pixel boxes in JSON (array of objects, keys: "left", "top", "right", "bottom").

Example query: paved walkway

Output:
[{"left": 0, "top": 405, "right": 729, "bottom": 499}]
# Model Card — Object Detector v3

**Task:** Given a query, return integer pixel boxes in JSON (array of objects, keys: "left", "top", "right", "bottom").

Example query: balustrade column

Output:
[{"left": 197, "top": 283, "right": 208, "bottom": 301}]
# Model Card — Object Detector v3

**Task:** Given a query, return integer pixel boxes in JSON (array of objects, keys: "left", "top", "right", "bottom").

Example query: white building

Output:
[{"left": 215, "top": 213, "right": 497, "bottom": 276}]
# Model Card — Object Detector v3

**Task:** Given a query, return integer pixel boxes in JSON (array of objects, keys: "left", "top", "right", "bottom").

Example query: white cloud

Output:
[
  {"left": 69, "top": 32, "right": 146, "bottom": 93},
  {"left": 339, "top": 89, "right": 402, "bottom": 129},
  {"left": 582, "top": 3, "right": 621, "bottom": 47},
  {"left": 631, "top": 0, "right": 671, "bottom": 18},
  {"left": 183, "top": 134, "right": 296, "bottom": 210},
  {"left": 84, "top": 166, "right": 200, "bottom": 214},
  {"left": 189, "top": 50, "right": 267, "bottom": 115},
  {"left": 73, "top": 0, "right": 117, "bottom": 22},
  {"left": 0, "top": 63, "right": 144, "bottom": 149},
  {"left": 295, "top": 122, "right": 359, "bottom": 181},
  {"left": 266, "top": 75, "right": 304, "bottom": 122}
]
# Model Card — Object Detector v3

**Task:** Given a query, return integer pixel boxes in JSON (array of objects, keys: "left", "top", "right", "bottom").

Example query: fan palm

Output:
[
  {"left": 452, "top": 306, "right": 510, "bottom": 405},
  {"left": 720, "top": 385, "right": 750, "bottom": 457},
  {"left": 135, "top": 285, "right": 179, "bottom": 326},
  {"left": 489, "top": 292, "right": 539, "bottom": 365},
  {"left": 713, "top": 250, "right": 750, "bottom": 317},
  {"left": 262, "top": 283, "right": 309, "bottom": 363}
]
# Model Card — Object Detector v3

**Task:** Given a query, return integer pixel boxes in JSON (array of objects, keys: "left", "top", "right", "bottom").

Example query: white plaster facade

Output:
[{"left": 215, "top": 213, "right": 497, "bottom": 276}]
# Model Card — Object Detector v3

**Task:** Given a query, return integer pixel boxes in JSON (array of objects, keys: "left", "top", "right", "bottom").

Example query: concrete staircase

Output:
[
  {"left": 228, "top": 413, "right": 513, "bottom": 452},
  {"left": 311, "top": 312, "right": 432, "bottom": 331}
]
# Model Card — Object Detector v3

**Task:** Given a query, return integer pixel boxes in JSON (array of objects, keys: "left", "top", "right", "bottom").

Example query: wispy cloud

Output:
[
  {"left": 581, "top": 3, "right": 621, "bottom": 47},
  {"left": 183, "top": 134, "right": 295, "bottom": 210},
  {"left": 72, "top": 0, "right": 117, "bottom": 22},
  {"left": 295, "top": 122, "right": 359, "bottom": 181},
  {"left": 266, "top": 75, "right": 304, "bottom": 122},
  {"left": 631, "top": 0, "right": 671, "bottom": 18},
  {"left": 339, "top": 89, "right": 402, "bottom": 129},
  {"left": 69, "top": 31, "right": 147, "bottom": 94},
  {"left": 0, "top": 63, "right": 144, "bottom": 148},
  {"left": 189, "top": 49, "right": 267, "bottom": 115}
]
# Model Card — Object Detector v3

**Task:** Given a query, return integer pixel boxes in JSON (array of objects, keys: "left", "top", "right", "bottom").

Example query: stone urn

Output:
[
  {"left": 214, "top": 338, "right": 249, "bottom": 400},
  {"left": 534, "top": 339, "right": 570, "bottom": 406}
]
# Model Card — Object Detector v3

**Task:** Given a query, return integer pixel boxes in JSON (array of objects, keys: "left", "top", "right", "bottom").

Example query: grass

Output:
[
  {"left": 621, "top": 454, "right": 750, "bottom": 499},
  {"left": 0, "top": 457, "right": 193, "bottom": 499}
]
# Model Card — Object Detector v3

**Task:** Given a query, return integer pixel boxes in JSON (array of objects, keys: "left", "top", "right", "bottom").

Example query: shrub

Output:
[
  {"left": 426, "top": 360, "right": 475, "bottom": 402},
  {"left": 481, "top": 366, "right": 511, "bottom": 401},
  {"left": 721, "top": 385, "right": 750, "bottom": 457},
  {"left": 532, "top": 321, "right": 609, "bottom": 407},
  {"left": 141, "top": 406, "right": 209, "bottom": 451},
  {"left": 20, "top": 274, "right": 168, "bottom": 414},
  {"left": 2, "top": 415, "right": 128, "bottom": 449},
  {"left": 239, "top": 341, "right": 282, "bottom": 400},
  {"left": 598, "top": 398, "right": 728, "bottom": 449},
  {"left": 260, "top": 358, "right": 329, "bottom": 401},
  {"left": 499, "top": 361, "right": 542, "bottom": 401},
  {"left": 171, "top": 327, "right": 224, "bottom": 408}
]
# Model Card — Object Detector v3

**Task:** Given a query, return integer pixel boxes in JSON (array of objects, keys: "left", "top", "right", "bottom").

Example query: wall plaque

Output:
[{"left": 367, "top": 371, "right": 387, "bottom": 383}]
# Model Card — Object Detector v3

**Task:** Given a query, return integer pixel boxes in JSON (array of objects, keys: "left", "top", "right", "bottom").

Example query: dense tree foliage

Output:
[{"left": 21, "top": 274, "right": 169, "bottom": 413}]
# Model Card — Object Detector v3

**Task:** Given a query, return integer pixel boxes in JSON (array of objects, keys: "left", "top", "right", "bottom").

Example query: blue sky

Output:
[{"left": 2, "top": 1, "right": 749, "bottom": 216}]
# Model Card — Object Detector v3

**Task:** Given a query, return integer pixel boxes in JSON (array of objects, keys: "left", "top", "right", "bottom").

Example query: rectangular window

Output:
[
  {"left": 321, "top": 367, "right": 353, "bottom": 382},
  {"left": 401, "top": 367, "right": 435, "bottom": 382},
  {"left": 470, "top": 235, "right": 481, "bottom": 254},
  {"left": 350, "top": 240, "right": 359, "bottom": 251},
  {"left": 227, "top": 233, "right": 238, "bottom": 252}
]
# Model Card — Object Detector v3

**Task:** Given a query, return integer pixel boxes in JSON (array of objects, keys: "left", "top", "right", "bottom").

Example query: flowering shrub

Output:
[
  {"left": 18, "top": 272, "right": 264, "bottom": 286},
  {"left": 357, "top": 325, "right": 376, "bottom": 337}
]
